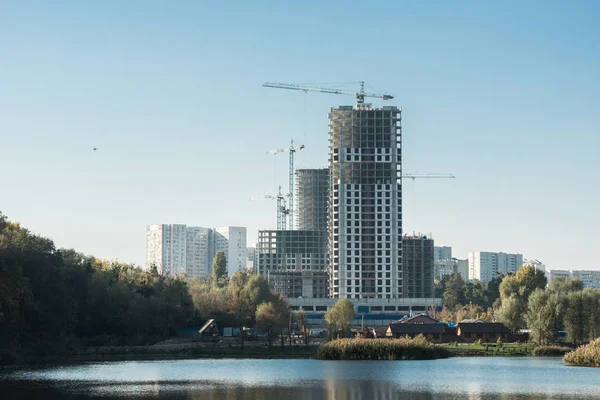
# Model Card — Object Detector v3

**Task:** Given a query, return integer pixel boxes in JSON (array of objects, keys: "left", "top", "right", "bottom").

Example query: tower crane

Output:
[
  {"left": 267, "top": 139, "right": 305, "bottom": 230},
  {"left": 249, "top": 185, "right": 290, "bottom": 230},
  {"left": 263, "top": 81, "right": 393, "bottom": 104}
]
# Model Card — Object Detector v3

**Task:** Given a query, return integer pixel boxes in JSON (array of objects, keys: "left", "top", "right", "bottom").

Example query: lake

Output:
[{"left": 1, "top": 357, "right": 599, "bottom": 399}]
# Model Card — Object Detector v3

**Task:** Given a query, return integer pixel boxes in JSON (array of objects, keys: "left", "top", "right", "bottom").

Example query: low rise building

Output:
[
  {"left": 386, "top": 323, "right": 446, "bottom": 342},
  {"left": 456, "top": 322, "right": 511, "bottom": 343},
  {"left": 287, "top": 297, "right": 442, "bottom": 327}
]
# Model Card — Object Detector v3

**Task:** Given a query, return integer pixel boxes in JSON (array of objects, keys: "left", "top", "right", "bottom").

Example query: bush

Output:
[
  {"left": 532, "top": 346, "right": 572, "bottom": 356},
  {"left": 317, "top": 336, "right": 451, "bottom": 361},
  {"left": 564, "top": 338, "right": 600, "bottom": 367}
]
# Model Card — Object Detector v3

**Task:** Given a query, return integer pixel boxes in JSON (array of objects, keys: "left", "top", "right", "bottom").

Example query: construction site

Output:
[{"left": 252, "top": 81, "right": 452, "bottom": 318}]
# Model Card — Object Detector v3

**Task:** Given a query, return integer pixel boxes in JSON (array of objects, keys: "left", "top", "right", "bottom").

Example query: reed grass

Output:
[
  {"left": 317, "top": 335, "right": 451, "bottom": 360},
  {"left": 564, "top": 338, "right": 600, "bottom": 367}
]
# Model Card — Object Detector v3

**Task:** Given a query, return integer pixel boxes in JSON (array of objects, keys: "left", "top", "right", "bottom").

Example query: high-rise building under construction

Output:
[
  {"left": 296, "top": 168, "right": 330, "bottom": 231},
  {"left": 329, "top": 104, "right": 403, "bottom": 299}
]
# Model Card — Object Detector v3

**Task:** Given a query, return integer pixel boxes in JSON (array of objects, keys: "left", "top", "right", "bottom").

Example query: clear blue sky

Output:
[{"left": 2, "top": 1, "right": 599, "bottom": 270}]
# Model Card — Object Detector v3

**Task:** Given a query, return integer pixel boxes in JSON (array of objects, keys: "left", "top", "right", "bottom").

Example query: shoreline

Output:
[{"left": 2, "top": 341, "right": 567, "bottom": 366}]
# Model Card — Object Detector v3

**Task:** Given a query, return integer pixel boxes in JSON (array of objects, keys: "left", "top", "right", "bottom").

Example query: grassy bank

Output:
[
  {"left": 564, "top": 338, "right": 600, "bottom": 367},
  {"left": 318, "top": 337, "right": 451, "bottom": 360},
  {"left": 445, "top": 343, "right": 534, "bottom": 357},
  {"left": 1, "top": 343, "right": 318, "bottom": 366}
]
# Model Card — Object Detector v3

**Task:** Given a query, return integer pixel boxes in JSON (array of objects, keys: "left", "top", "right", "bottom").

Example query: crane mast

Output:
[
  {"left": 249, "top": 185, "right": 289, "bottom": 230},
  {"left": 267, "top": 139, "right": 305, "bottom": 230}
]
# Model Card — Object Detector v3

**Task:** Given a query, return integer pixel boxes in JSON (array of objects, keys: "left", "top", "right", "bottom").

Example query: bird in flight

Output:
[{"left": 93, "top": 148, "right": 98, "bottom": 151}]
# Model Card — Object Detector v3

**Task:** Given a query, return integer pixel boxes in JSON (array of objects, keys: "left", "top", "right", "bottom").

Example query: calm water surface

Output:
[{"left": 1, "top": 357, "right": 599, "bottom": 399}]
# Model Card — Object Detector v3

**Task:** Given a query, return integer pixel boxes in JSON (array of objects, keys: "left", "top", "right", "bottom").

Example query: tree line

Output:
[
  {"left": 436, "top": 265, "right": 600, "bottom": 345},
  {"left": 0, "top": 213, "right": 304, "bottom": 362}
]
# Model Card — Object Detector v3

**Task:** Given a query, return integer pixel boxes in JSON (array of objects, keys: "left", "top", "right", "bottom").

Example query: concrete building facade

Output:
[
  {"left": 456, "top": 259, "right": 469, "bottom": 281},
  {"left": 257, "top": 230, "right": 329, "bottom": 298},
  {"left": 186, "top": 227, "right": 212, "bottom": 278},
  {"left": 246, "top": 246, "right": 256, "bottom": 271},
  {"left": 146, "top": 224, "right": 247, "bottom": 278},
  {"left": 296, "top": 168, "right": 330, "bottom": 231},
  {"left": 434, "top": 258, "right": 469, "bottom": 282},
  {"left": 214, "top": 227, "right": 247, "bottom": 277},
  {"left": 146, "top": 224, "right": 187, "bottom": 276},
  {"left": 571, "top": 270, "right": 600, "bottom": 289},
  {"left": 522, "top": 259, "right": 546, "bottom": 273},
  {"left": 402, "top": 235, "right": 434, "bottom": 298},
  {"left": 434, "top": 246, "right": 452, "bottom": 261},
  {"left": 329, "top": 104, "right": 403, "bottom": 299},
  {"left": 468, "top": 251, "right": 524, "bottom": 283},
  {"left": 547, "top": 269, "right": 600, "bottom": 289}
]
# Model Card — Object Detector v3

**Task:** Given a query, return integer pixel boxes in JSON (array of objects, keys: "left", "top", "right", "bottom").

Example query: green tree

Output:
[
  {"left": 255, "top": 294, "right": 289, "bottom": 348},
  {"left": 485, "top": 275, "right": 503, "bottom": 308},
  {"left": 464, "top": 280, "right": 487, "bottom": 308},
  {"left": 526, "top": 289, "right": 562, "bottom": 345},
  {"left": 325, "top": 298, "right": 355, "bottom": 339},
  {"left": 549, "top": 277, "right": 584, "bottom": 295},
  {"left": 211, "top": 251, "right": 228, "bottom": 288},
  {"left": 442, "top": 273, "right": 466, "bottom": 309},
  {"left": 583, "top": 289, "right": 600, "bottom": 340},
  {"left": 497, "top": 265, "right": 547, "bottom": 331},
  {"left": 434, "top": 274, "right": 449, "bottom": 298},
  {"left": 497, "top": 295, "right": 524, "bottom": 332},
  {"left": 229, "top": 272, "right": 271, "bottom": 350},
  {"left": 564, "top": 291, "right": 588, "bottom": 345}
]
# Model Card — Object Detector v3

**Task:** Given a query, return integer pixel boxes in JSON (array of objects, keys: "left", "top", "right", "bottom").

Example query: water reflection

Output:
[
  {"left": 2, "top": 357, "right": 600, "bottom": 400},
  {"left": 0, "top": 378, "right": 597, "bottom": 400}
]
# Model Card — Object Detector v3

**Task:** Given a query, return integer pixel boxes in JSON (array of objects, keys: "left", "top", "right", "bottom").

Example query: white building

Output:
[
  {"left": 523, "top": 259, "right": 546, "bottom": 273},
  {"left": 456, "top": 259, "right": 469, "bottom": 281},
  {"left": 434, "top": 246, "right": 452, "bottom": 261},
  {"left": 214, "top": 227, "right": 247, "bottom": 277},
  {"left": 146, "top": 224, "right": 247, "bottom": 278},
  {"left": 434, "top": 258, "right": 469, "bottom": 282},
  {"left": 468, "top": 251, "right": 524, "bottom": 283},
  {"left": 571, "top": 270, "right": 600, "bottom": 289},
  {"left": 246, "top": 247, "right": 256, "bottom": 271},
  {"left": 186, "top": 227, "right": 212, "bottom": 278},
  {"left": 145, "top": 224, "right": 187, "bottom": 276},
  {"left": 434, "top": 260, "right": 456, "bottom": 281},
  {"left": 546, "top": 269, "right": 600, "bottom": 289},
  {"left": 546, "top": 269, "right": 571, "bottom": 281}
]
